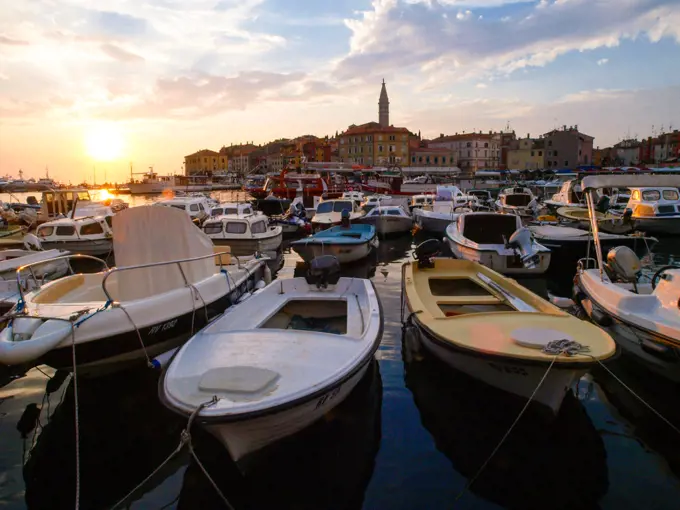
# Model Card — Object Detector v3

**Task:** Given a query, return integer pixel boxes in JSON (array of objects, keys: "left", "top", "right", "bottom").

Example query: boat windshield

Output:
[
  {"left": 663, "top": 189, "right": 678, "bottom": 200},
  {"left": 317, "top": 201, "right": 353, "bottom": 213},
  {"left": 642, "top": 190, "right": 660, "bottom": 201}
]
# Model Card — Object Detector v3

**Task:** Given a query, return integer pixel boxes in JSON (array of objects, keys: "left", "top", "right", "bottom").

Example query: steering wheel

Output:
[{"left": 651, "top": 265, "right": 677, "bottom": 290}]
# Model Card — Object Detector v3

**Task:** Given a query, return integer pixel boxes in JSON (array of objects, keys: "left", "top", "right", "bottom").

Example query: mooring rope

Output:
[
  {"left": 117, "top": 303, "right": 152, "bottom": 368},
  {"left": 69, "top": 323, "right": 80, "bottom": 510},
  {"left": 453, "top": 355, "right": 558, "bottom": 504},
  {"left": 109, "top": 396, "right": 234, "bottom": 510}
]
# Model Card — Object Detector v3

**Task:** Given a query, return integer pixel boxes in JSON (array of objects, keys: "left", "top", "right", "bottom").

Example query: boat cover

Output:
[
  {"left": 112, "top": 206, "right": 214, "bottom": 301},
  {"left": 582, "top": 175, "right": 680, "bottom": 190}
]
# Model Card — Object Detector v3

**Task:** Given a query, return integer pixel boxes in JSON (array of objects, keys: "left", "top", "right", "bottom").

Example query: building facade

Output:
[
  {"left": 409, "top": 147, "right": 456, "bottom": 167},
  {"left": 613, "top": 139, "right": 641, "bottom": 166},
  {"left": 184, "top": 149, "right": 225, "bottom": 175},
  {"left": 428, "top": 131, "right": 502, "bottom": 173},
  {"left": 542, "top": 126, "right": 594, "bottom": 169},
  {"left": 339, "top": 122, "right": 410, "bottom": 165},
  {"left": 506, "top": 136, "right": 544, "bottom": 170}
]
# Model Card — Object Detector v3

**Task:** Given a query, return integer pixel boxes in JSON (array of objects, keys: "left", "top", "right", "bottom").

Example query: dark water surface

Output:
[{"left": 1, "top": 192, "right": 680, "bottom": 509}]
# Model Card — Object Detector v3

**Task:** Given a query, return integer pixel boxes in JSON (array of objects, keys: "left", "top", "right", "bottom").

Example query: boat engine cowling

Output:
[
  {"left": 605, "top": 246, "right": 641, "bottom": 282},
  {"left": 508, "top": 227, "right": 540, "bottom": 269},
  {"left": 414, "top": 239, "right": 441, "bottom": 268},
  {"left": 306, "top": 255, "right": 341, "bottom": 289}
]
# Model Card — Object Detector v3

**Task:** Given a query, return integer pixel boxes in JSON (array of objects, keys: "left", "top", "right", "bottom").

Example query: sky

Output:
[{"left": 0, "top": 0, "right": 679, "bottom": 183}]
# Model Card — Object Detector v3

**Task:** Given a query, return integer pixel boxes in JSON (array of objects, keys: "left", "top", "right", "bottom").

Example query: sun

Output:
[{"left": 84, "top": 123, "right": 125, "bottom": 161}]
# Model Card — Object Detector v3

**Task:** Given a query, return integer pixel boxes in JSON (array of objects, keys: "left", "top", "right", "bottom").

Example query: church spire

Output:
[{"left": 379, "top": 79, "right": 389, "bottom": 128}]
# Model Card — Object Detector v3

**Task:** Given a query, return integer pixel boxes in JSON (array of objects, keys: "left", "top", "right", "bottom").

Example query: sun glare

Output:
[{"left": 84, "top": 123, "right": 124, "bottom": 161}]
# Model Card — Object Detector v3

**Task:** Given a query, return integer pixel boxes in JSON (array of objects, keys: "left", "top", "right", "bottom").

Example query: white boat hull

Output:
[
  {"left": 205, "top": 362, "right": 370, "bottom": 461},
  {"left": 498, "top": 205, "right": 534, "bottom": 218},
  {"left": 359, "top": 215, "right": 412, "bottom": 235},
  {"left": 417, "top": 326, "right": 582, "bottom": 414},
  {"left": 212, "top": 232, "right": 282, "bottom": 256},
  {"left": 413, "top": 209, "right": 458, "bottom": 234},
  {"left": 446, "top": 237, "right": 550, "bottom": 275},
  {"left": 129, "top": 183, "right": 170, "bottom": 194},
  {"left": 39, "top": 239, "right": 113, "bottom": 256}
]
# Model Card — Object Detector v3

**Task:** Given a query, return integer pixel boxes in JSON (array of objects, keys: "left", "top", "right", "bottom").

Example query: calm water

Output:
[{"left": 1, "top": 192, "right": 679, "bottom": 509}]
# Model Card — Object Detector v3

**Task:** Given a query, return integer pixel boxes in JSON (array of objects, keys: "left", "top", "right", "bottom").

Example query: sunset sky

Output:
[{"left": 1, "top": 0, "right": 679, "bottom": 183}]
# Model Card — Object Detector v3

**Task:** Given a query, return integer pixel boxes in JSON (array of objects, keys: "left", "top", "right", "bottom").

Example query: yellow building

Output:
[
  {"left": 184, "top": 149, "right": 227, "bottom": 175},
  {"left": 338, "top": 122, "right": 410, "bottom": 165},
  {"left": 506, "top": 138, "right": 544, "bottom": 170}
]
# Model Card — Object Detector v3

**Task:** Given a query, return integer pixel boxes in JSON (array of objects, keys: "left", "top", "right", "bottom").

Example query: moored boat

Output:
[
  {"left": 358, "top": 205, "right": 412, "bottom": 236},
  {"left": 160, "top": 256, "right": 383, "bottom": 462},
  {"left": 495, "top": 186, "right": 537, "bottom": 218},
  {"left": 0, "top": 206, "right": 266, "bottom": 376},
  {"left": 403, "top": 245, "right": 616, "bottom": 414},
  {"left": 291, "top": 223, "right": 378, "bottom": 264},
  {"left": 445, "top": 212, "right": 551, "bottom": 275},
  {"left": 556, "top": 206, "right": 634, "bottom": 235},
  {"left": 311, "top": 199, "right": 364, "bottom": 231},
  {"left": 202, "top": 213, "right": 283, "bottom": 256}
]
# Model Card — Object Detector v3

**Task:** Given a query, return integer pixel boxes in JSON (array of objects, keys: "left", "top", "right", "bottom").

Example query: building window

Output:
[
  {"left": 579, "top": 149, "right": 582, "bottom": 156},
  {"left": 531, "top": 151, "right": 534, "bottom": 157},
  {"left": 538, "top": 151, "right": 542, "bottom": 156},
  {"left": 564, "top": 160, "right": 569, "bottom": 166},
  {"left": 467, "top": 151, "right": 471, "bottom": 157},
  {"left": 548, "top": 141, "right": 552, "bottom": 146},
  {"left": 484, "top": 142, "right": 488, "bottom": 148},
  {"left": 378, "top": 145, "right": 384, "bottom": 153},
  {"left": 411, "top": 157, "right": 416, "bottom": 163},
  {"left": 378, "top": 135, "right": 383, "bottom": 141},
  {"left": 389, "top": 145, "right": 395, "bottom": 152},
  {"left": 450, "top": 157, "right": 454, "bottom": 164},
  {"left": 389, "top": 135, "right": 395, "bottom": 141},
  {"left": 419, "top": 156, "right": 423, "bottom": 163},
  {"left": 466, "top": 142, "right": 471, "bottom": 148},
  {"left": 426, "top": 156, "right": 430, "bottom": 163},
  {"left": 484, "top": 150, "right": 487, "bottom": 157},
  {"left": 434, "top": 157, "right": 439, "bottom": 164},
  {"left": 554, "top": 150, "right": 558, "bottom": 156}
]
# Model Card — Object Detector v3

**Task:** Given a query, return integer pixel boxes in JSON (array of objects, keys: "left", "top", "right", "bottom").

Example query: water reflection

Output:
[
  {"left": 178, "top": 360, "right": 382, "bottom": 510},
  {"left": 403, "top": 332, "right": 609, "bottom": 510},
  {"left": 22, "top": 369, "right": 185, "bottom": 509}
]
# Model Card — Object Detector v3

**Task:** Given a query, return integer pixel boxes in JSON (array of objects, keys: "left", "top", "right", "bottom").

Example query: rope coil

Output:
[{"left": 542, "top": 339, "right": 591, "bottom": 356}]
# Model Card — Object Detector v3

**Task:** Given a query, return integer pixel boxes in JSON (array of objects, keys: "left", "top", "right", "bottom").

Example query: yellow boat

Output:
[
  {"left": 403, "top": 254, "right": 616, "bottom": 414},
  {"left": 556, "top": 206, "right": 633, "bottom": 234}
]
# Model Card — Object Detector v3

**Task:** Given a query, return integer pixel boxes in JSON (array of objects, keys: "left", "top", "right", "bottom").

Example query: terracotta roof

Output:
[
  {"left": 342, "top": 122, "right": 410, "bottom": 135},
  {"left": 186, "top": 149, "right": 220, "bottom": 157},
  {"left": 430, "top": 133, "right": 494, "bottom": 142}
]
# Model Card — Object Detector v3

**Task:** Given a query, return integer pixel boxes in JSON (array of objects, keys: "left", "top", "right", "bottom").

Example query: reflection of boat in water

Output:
[
  {"left": 594, "top": 357, "right": 680, "bottom": 479},
  {"left": 177, "top": 359, "right": 382, "bottom": 510},
  {"left": 22, "top": 369, "right": 185, "bottom": 509},
  {"left": 402, "top": 337, "right": 609, "bottom": 510}
]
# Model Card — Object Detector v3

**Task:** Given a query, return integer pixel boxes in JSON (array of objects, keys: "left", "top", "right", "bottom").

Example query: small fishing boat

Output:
[
  {"left": 0, "top": 206, "right": 267, "bottom": 376},
  {"left": 160, "top": 256, "right": 383, "bottom": 462},
  {"left": 556, "top": 206, "right": 634, "bottom": 235},
  {"left": 445, "top": 212, "right": 551, "bottom": 275},
  {"left": 155, "top": 196, "right": 211, "bottom": 225},
  {"left": 209, "top": 202, "right": 256, "bottom": 218},
  {"left": 495, "top": 187, "right": 537, "bottom": 218},
  {"left": 0, "top": 226, "right": 28, "bottom": 249},
  {"left": 311, "top": 199, "right": 364, "bottom": 231},
  {"left": 543, "top": 179, "right": 584, "bottom": 212},
  {"left": 574, "top": 174, "right": 680, "bottom": 383},
  {"left": 202, "top": 214, "right": 283, "bottom": 256},
  {"left": 361, "top": 194, "right": 392, "bottom": 212},
  {"left": 358, "top": 205, "right": 412, "bottom": 236},
  {"left": 403, "top": 243, "right": 616, "bottom": 414},
  {"left": 341, "top": 190, "right": 365, "bottom": 204},
  {"left": 291, "top": 222, "right": 378, "bottom": 264},
  {"left": 408, "top": 194, "right": 435, "bottom": 212},
  {"left": 625, "top": 185, "right": 680, "bottom": 235},
  {"left": 412, "top": 202, "right": 471, "bottom": 234}
]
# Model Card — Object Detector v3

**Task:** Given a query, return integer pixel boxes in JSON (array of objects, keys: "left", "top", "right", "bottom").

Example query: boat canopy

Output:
[
  {"left": 582, "top": 175, "right": 680, "bottom": 190},
  {"left": 111, "top": 206, "right": 215, "bottom": 301}
]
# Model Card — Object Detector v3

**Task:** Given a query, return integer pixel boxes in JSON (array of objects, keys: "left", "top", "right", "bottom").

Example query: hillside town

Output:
[{"left": 183, "top": 80, "right": 680, "bottom": 179}]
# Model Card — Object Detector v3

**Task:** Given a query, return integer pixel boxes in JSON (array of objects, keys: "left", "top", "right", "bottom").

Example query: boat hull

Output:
[
  {"left": 128, "top": 183, "right": 169, "bottom": 194},
  {"left": 8, "top": 264, "right": 266, "bottom": 377},
  {"left": 413, "top": 320, "right": 583, "bottom": 414},
  {"left": 204, "top": 361, "right": 371, "bottom": 462},
  {"left": 39, "top": 239, "right": 113, "bottom": 256},
  {"left": 632, "top": 216, "right": 680, "bottom": 236},
  {"left": 292, "top": 240, "right": 375, "bottom": 264},
  {"left": 575, "top": 277, "right": 680, "bottom": 383},
  {"left": 498, "top": 205, "right": 534, "bottom": 218},
  {"left": 413, "top": 210, "right": 456, "bottom": 234},
  {"left": 446, "top": 237, "right": 550, "bottom": 275},
  {"left": 211, "top": 233, "right": 282, "bottom": 256},
  {"left": 358, "top": 215, "right": 412, "bottom": 235}
]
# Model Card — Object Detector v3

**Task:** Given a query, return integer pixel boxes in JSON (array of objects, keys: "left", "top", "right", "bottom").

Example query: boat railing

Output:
[
  {"left": 100, "top": 251, "right": 234, "bottom": 303},
  {"left": 577, "top": 257, "right": 599, "bottom": 271},
  {"left": 15, "top": 254, "right": 110, "bottom": 303}
]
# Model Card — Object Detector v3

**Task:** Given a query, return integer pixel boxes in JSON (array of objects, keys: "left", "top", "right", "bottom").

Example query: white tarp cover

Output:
[
  {"left": 582, "top": 175, "right": 680, "bottom": 190},
  {"left": 112, "top": 206, "right": 215, "bottom": 301},
  {"left": 436, "top": 185, "right": 462, "bottom": 200}
]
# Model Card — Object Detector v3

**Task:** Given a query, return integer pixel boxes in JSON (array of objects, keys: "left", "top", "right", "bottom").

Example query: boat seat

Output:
[
  {"left": 33, "top": 274, "right": 85, "bottom": 304},
  {"left": 199, "top": 366, "right": 280, "bottom": 394}
]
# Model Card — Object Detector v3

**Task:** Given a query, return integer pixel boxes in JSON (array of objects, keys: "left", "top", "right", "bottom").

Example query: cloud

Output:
[
  {"left": 476, "top": 82, "right": 488, "bottom": 88},
  {"left": 597, "top": 58, "right": 609, "bottom": 65},
  {"left": 92, "top": 11, "right": 149, "bottom": 37},
  {"left": 0, "top": 35, "right": 29, "bottom": 46},
  {"left": 100, "top": 43, "right": 145, "bottom": 62},
  {"left": 337, "top": 0, "right": 680, "bottom": 83}
]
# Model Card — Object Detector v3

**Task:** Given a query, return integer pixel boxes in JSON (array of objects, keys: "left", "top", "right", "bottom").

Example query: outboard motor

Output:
[
  {"left": 414, "top": 239, "right": 441, "bottom": 269},
  {"left": 306, "top": 255, "right": 341, "bottom": 289},
  {"left": 595, "top": 195, "right": 610, "bottom": 214},
  {"left": 507, "top": 227, "right": 540, "bottom": 269},
  {"left": 340, "top": 208, "right": 351, "bottom": 228},
  {"left": 622, "top": 208, "right": 633, "bottom": 223},
  {"left": 605, "top": 246, "right": 641, "bottom": 292}
]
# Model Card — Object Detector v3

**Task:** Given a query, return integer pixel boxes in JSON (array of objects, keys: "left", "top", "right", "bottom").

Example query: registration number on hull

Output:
[{"left": 149, "top": 319, "right": 178, "bottom": 335}]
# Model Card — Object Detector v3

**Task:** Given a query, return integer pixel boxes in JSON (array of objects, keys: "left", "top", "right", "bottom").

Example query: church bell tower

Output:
[{"left": 379, "top": 79, "right": 389, "bottom": 128}]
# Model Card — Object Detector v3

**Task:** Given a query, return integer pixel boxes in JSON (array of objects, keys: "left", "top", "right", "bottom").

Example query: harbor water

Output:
[{"left": 1, "top": 191, "right": 679, "bottom": 509}]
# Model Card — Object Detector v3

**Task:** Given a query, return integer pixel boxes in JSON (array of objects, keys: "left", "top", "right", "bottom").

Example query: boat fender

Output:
[
  {"left": 0, "top": 320, "right": 73, "bottom": 366},
  {"left": 582, "top": 298, "right": 612, "bottom": 327},
  {"left": 264, "top": 265, "right": 272, "bottom": 284},
  {"left": 255, "top": 279, "right": 266, "bottom": 290},
  {"left": 151, "top": 347, "right": 179, "bottom": 370}
]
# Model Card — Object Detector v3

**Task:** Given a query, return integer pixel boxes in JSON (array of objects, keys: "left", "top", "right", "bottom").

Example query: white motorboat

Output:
[
  {"left": 311, "top": 199, "right": 364, "bottom": 231},
  {"left": 543, "top": 180, "right": 584, "bottom": 211},
  {"left": 413, "top": 202, "right": 471, "bottom": 234},
  {"left": 358, "top": 205, "right": 412, "bottom": 235},
  {"left": 35, "top": 213, "right": 114, "bottom": 257},
  {"left": 202, "top": 213, "right": 283, "bottom": 256},
  {"left": 625, "top": 185, "right": 680, "bottom": 235},
  {"left": 408, "top": 194, "right": 435, "bottom": 212},
  {"left": 495, "top": 187, "right": 538, "bottom": 218},
  {"left": 445, "top": 212, "right": 551, "bottom": 275},
  {"left": 160, "top": 256, "right": 383, "bottom": 462},
  {"left": 574, "top": 174, "right": 680, "bottom": 383},
  {"left": 0, "top": 206, "right": 266, "bottom": 376},
  {"left": 341, "top": 190, "right": 365, "bottom": 204},
  {"left": 154, "top": 196, "right": 212, "bottom": 225},
  {"left": 128, "top": 170, "right": 173, "bottom": 194},
  {"left": 361, "top": 194, "right": 393, "bottom": 212}
]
